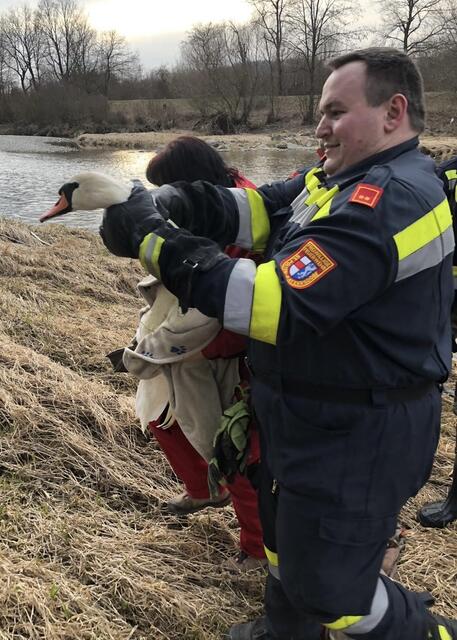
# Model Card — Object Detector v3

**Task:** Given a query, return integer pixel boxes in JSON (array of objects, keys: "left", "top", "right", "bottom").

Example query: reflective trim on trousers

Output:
[{"left": 324, "top": 578, "right": 388, "bottom": 634}]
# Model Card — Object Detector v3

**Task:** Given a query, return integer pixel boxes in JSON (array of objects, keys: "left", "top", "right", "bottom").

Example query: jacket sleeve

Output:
[
  {"left": 152, "top": 173, "right": 306, "bottom": 253},
  {"left": 437, "top": 159, "right": 457, "bottom": 217},
  {"left": 172, "top": 177, "right": 452, "bottom": 346},
  {"left": 183, "top": 207, "right": 396, "bottom": 345}
]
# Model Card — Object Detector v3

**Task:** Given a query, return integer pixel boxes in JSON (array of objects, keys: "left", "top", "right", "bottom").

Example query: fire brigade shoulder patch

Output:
[
  {"left": 280, "top": 239, "right": 337, "bottom": 289},
  {"left": 349, "top": 183, "right": 384, "bottom": 208}
]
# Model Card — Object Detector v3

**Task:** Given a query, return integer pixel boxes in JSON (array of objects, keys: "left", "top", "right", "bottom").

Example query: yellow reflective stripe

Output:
[
  {"left": 305, "top": 167, "right": 325, "bottom": 204},
  {"left": 394, "top": 199, "right": 452, "bottom": 260},
  {"left": 245, "top": 188, "right": 270, "bottom": 252},
  {"left": 311, "top": 185, "right": 340, "bottom": 221},
  {"left": 435, "top": 626, "right": 452, "bottom": 640},
  {"left": 305, "top": 186, "right": 327, "bottom": 206},
  {"left": 325, "top": 616, "right": 364, "bottom": 631},
  {"left": 139, "top": 233, "right": 164, "bottom": 278},
  {"left": 250, "top": 261, "right": 281, "bottom": 345},
  {"left": 305, "top": 166, "right": 322, "bottom": 192},
  {"left": 264, "top": 545, "right": 279, "bottom": 567},
  {"left": 453, "top": 266, "right": 457, "bottom": 277},
  {"left": 445, "top": 169, "right": 457, "bottom": 180}
]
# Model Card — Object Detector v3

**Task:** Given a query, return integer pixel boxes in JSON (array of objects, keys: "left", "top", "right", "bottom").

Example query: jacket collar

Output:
[{"left": 325, "top": 136, "right": 419, "bottom": 187}]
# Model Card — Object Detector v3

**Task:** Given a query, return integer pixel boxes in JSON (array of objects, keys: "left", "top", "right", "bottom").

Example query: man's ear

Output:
[{"left": 384, "top": 93, "right": 408, "bottom": 132}]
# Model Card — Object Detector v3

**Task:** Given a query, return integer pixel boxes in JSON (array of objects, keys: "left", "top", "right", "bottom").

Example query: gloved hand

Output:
[
  {"left": 207, "top": 387, "right": 251, "bottom": 498},
  {"left": 99, "top": 184, "right": 169, "bottom": 258},
  {"left": 138, "top": 225, "right": 228, "bottom": 313}
]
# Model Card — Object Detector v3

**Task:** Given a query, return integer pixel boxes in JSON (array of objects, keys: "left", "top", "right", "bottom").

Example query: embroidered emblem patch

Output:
[
  {"left": 280, "top": 239, "right": 337, "bottom": 289},
  {"left": 349, "top": 183, "right": 384, "bottom": 208}
]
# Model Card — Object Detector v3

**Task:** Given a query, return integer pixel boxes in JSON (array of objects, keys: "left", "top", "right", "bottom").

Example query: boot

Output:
[
  {"left": 166, "top": 490, "right": 231, "bottom": 515},
  {"left": 226, "top": 617, "right": 272, "bottom": 640},
  {"left": 223, "top": 550, "right": 268, "bottom": 574},
  {"left": 426, "top": 611, "right": 457, "bottom": 639},
  {"left": 417, "top": 429, "right": 457, "bottom": 528},
  {"left": 381, "top": 526, "right": 405, "bottom": 578}
]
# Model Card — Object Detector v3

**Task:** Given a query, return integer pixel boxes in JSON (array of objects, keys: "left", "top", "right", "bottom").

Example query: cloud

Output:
[{"left": 130, "top": 32, "right": 185, "bottom": 70}]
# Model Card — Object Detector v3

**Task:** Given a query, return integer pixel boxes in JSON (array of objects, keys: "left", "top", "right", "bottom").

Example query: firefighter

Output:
[
  {"left": 99, "top": 48, "right": 457, "bottom": 640},
  {"left": 418, "top": 154, "right": 457, "bottom": 529}
]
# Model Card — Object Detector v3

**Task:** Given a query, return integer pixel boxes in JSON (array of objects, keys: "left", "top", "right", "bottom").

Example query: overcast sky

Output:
[
  {"left": 0, "top": 0, "right": 378, "bottom": 70},
  {"left": 0, "top": 0, "right": 255, "bottom": 69}
]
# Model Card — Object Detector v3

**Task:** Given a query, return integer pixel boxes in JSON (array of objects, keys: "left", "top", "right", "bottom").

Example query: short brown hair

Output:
[{"left": 328, "top": 47, "right": 425, "bottom": 133}]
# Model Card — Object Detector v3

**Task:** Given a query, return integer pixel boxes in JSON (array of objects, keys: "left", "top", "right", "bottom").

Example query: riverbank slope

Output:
[
  {"left": 0, "top": 218, "right": 455, "bottom": 638},
  {"left": 76, "top": 129, "right": 457, "bottom": 163}
]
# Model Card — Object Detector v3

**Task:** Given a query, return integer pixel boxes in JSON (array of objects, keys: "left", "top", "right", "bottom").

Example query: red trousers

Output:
[{"left": 149, "top": 420, "right": 265, "bottom": 559}]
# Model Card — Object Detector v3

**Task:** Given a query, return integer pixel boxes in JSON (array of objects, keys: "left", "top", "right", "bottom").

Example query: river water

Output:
[{"left": 0, "top": 135, "right": 317, "bottom": 231}]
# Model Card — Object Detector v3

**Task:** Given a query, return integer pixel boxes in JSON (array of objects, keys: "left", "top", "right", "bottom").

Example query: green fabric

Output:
[{"left": 207, "top": 388, "right": 251, "bottom": 498}]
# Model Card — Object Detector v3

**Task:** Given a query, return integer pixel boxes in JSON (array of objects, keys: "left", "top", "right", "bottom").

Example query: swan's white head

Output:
[{"left": 40, "top": 172, "right": 133, "bottom": 222}]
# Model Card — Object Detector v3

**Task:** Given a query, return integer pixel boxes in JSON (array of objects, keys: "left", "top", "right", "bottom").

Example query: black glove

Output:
[
  {"left": 150, "top": 181, "right": 237, "bottom": 248},
  {"left": 100, "top": 184, "right": 168, "bottom": 258},
  {"left": 155, "top": 228, "right": 227, "bottom": 312},
  {"left": 99, "top": 183, "right": 228, "bottom": 311}
]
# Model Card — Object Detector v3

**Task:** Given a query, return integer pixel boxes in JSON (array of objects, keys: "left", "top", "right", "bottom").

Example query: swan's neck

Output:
[{"left": 73, "top": 175, "right": 133, "bottom": 211}]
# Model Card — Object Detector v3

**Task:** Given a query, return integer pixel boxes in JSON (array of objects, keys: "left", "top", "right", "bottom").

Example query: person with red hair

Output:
[{"left": 144, "top": 135, "right": 266, "bottom": 572}]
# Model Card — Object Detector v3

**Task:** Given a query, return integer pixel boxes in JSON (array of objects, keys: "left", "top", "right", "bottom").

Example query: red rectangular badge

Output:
[{"left": 349, "top": 183, "right": 383, "bottom": 209}]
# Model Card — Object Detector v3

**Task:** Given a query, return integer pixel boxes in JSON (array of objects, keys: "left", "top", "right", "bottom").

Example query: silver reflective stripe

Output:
[
  {"left": 268, "top": 562, "right": 280, "bottom": 580},
  {"left": 293, "top": 203, "right": 319, "bottom": 227},
  {"left": 143, "top": 234, "right": 161, "bottom": 273},
  {"left": 396, "top": 226, "right": 454, "bottom": 282},
  {"left": 230, "top": 188, "right": 253, "bottom": 248},
  {"left": 290, "top": 186, "right": 315, "bottom": 225},
  {"left": 223, "top": 259, "right": 256, "bottom": 335},
  {"left": 342, "top": 578, "right": 388, "bottom": 634}
]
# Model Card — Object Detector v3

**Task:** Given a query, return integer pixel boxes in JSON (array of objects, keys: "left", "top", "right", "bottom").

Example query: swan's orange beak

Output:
[{"left": 40, "top": 193, "right": 71, "bottom": 222}]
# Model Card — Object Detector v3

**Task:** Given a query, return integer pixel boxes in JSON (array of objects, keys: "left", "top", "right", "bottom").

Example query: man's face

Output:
[{"left": 316, "top": 61, "right": 391, "bottom": 176}]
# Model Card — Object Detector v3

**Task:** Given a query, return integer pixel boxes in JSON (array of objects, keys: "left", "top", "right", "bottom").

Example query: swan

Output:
[{"left": 39, "top": 172, "right": 137, "bottom": 222}]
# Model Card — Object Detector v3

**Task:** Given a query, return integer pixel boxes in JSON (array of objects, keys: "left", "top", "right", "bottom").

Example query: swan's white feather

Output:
[{"left": 70, "top": 172, "right": 133, "bottom": 211}]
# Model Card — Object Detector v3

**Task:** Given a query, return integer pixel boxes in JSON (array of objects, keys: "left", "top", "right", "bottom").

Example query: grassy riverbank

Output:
[
  {"left": 2, "top": 91, "right": 457, "bottom": 151},
  {"left": 0, "top": 218, "right": 456, "bottom": 638},
  {"left": 75, "top": 128, "right": 457, "bottom": 164}
]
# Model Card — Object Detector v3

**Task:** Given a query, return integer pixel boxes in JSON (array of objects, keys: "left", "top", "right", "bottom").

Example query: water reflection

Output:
[{"left": 0, "top": 135, "right": 317, "bottom": 231}]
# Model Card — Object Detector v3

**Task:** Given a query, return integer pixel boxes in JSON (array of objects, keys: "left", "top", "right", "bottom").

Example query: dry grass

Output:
[
  {"left": 0, "top": 217, "right": 455, "bottom": 639},
  {"left": 108, "top": 92, "right": 457, "bottom": 136}
]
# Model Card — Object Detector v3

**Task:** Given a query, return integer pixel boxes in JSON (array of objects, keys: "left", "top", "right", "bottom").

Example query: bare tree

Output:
[
  {"left": 438, "top": 0, "right": 457, "bottom": 49},
  {"left": 379, "top": 0, "right": 447, "bottom": 55},
  {"left": 0, "top": 5, "right": 44, "bottom": 93},
  {"left": 36, "top": 0, "right": 96, "bottom": 82},
  {"left": 96, "top": 30, "right": 139, "bottom": 96},
  {"left": 287, "top": 0, "right": 355, "bottom": 123},
  {"left": 248, "top": 0, "right": 289, "bottom": 100},
  {"left": 0, "top": 31, "right": 15, "bottom": 95},
  {"left": 225, "top": 21, "right": 262, "bottom": 124},
  {"left": 182, "top": 21, "right": 261, "bottom": 128}
]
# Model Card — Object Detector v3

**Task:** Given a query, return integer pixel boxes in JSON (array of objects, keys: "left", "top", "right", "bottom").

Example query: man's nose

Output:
[{"left": 315, "top": 115, "right": 330, "bottom": 139}]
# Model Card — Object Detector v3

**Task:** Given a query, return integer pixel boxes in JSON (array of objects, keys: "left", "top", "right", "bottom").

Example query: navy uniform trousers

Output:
[{"left": 251, "top": 376, "right": 442, "bottom": 640}]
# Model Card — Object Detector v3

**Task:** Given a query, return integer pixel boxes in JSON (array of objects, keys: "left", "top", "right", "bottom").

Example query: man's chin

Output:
[{"left": 323, "top": 157, "right": 340, "bottom": 176}]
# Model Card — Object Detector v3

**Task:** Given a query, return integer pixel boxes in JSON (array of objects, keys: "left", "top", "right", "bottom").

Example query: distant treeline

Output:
[{"left": 0, "top": 0, "right": 456, "bottom": 134}]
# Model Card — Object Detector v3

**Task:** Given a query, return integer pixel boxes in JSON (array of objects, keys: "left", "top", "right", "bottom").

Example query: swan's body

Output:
[{"left": 40, "top": 172, "right": 135, "bottom": 221}]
